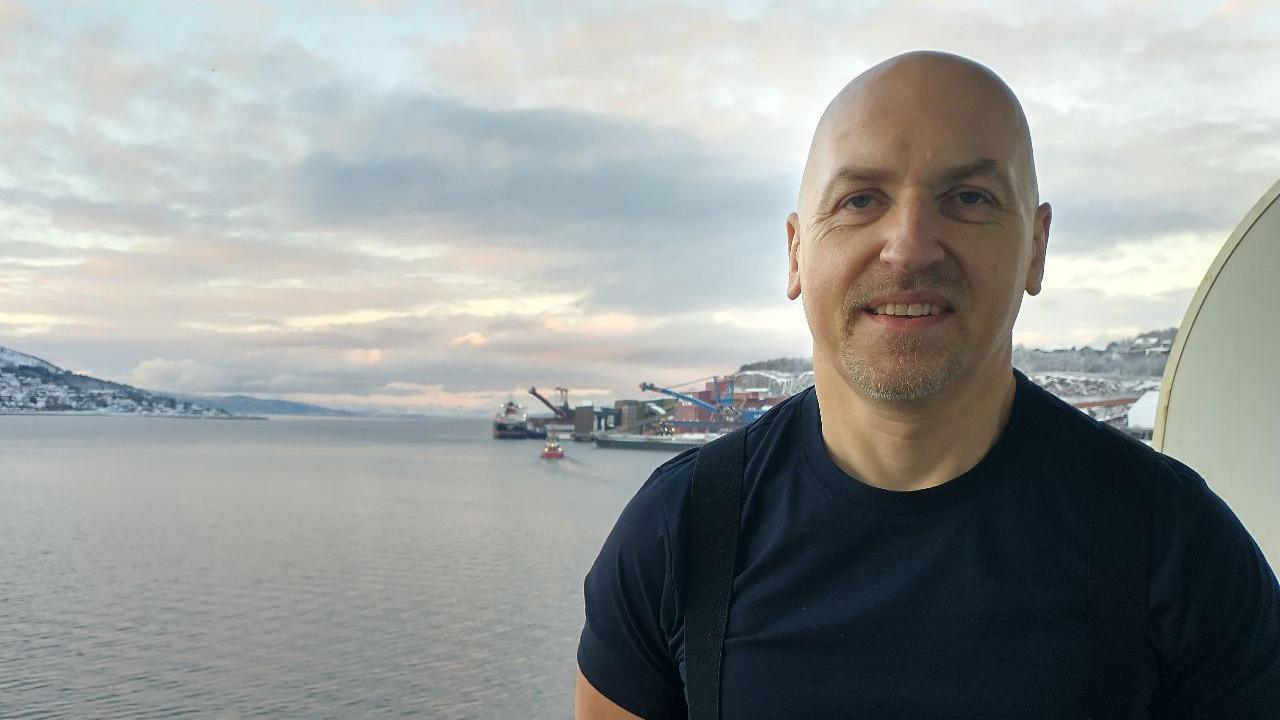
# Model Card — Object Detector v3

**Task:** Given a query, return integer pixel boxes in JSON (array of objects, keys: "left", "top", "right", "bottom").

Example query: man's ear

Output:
[
  {"left": 786, "top": 212, "right": 802, "bottom": 300},
  {"left": 1025, "top": 202, "right": 1051, "bottom": 296}
]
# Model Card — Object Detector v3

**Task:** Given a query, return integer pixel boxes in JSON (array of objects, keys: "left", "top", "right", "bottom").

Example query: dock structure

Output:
[{"left": 573, "top": 404, "right": 619, "bottom": 441}]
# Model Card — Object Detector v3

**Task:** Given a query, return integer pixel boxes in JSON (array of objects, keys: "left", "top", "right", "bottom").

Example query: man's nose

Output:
[{"left": 877, "top": 197, "right": 945, "bottom": 273}]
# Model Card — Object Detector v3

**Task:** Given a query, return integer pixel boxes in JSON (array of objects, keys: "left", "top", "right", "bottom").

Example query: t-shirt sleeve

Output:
[
  {"left": 1149, "top": 461, "right": 1280, "bottom": 719},
  {"left": 577, "top": 468, "right": 687, "bottom": 720}
]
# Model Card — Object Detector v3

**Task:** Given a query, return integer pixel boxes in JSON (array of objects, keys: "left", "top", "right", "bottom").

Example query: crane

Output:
[
  {"left": 528, "top": 386, "right": 573, "bottom": 420},
  {"left": 639, "top": 377, "right": 740, "bottom": 421},
  {"left": 639, "top": 375, "right": 774, "bottom": 426}
]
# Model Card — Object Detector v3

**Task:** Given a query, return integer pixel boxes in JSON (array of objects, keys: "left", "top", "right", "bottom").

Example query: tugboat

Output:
[
  {"left": 492, "top": 398, "right": 528, "bottom": 439},
  {"left": 540, "top": 432, "right": 565, "bottom": 459}
]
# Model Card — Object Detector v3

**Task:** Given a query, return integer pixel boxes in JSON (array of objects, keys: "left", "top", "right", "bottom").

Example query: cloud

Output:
[
  {"left": 292, "top": 101, "right": 784, "bottom": 237},
  {"left": 344, "top": 348, "right": 385, "bottom": 365},
  {"left": 1035, "top": 112, "right": 1279, "bottom": 254},
  {"left": 0, "top": 312, "right": 73, "bottom": 337},
  {"left": 450, "top": 332, "right": 487, "bottom": 347},
  {"left": 1042, "top": 231, "right": 1223, "bottom": 296},
  {"left": 0, "top": 238, "right": 79, "bottom": 259},
  {"left": 3, "top": 26, "right": 794, "bottom": 322},
  {"left": 126, "top": 358, "right": 238, "bottom": 393},
  {"left": 282, "top": 91, "right": 793, "bottom": 313},
  {"left": 420, "top": 0, "right": 1280, "bottom": 257},
  {"left": 1016, "top": 285, "right": 1195, "bottom": 350}
]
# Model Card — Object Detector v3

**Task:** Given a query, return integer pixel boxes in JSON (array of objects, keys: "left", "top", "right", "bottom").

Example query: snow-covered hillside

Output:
[
  {"left": 0, "top": 346, "right": 60, "bottom": 373},
  {"left": 0, "top": 345, "right": 234, "bottom": 418},
  {"left": 1027, "top": 372, "right": 1161, "bottom": 400}
]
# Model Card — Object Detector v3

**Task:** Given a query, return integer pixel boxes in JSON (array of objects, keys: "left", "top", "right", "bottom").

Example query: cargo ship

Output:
[
  {"left": 492, "top": 399, "right": 529, "bottom": 439},
  {"left": 592, "top": 432, "right": 723, "bottom": 451}
]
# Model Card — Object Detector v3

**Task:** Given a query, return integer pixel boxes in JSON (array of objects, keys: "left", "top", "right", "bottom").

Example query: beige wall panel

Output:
[{"left": 1156, "top": 179, "right": 1280, "bottom": 566}]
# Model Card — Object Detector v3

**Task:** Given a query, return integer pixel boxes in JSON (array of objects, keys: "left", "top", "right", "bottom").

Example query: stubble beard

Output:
[
  {"left": 838, "top": 330, "right": 966, "bottom": 401},
  {"left": 835, "top": 268, "right": 968, "bottom": 401}
]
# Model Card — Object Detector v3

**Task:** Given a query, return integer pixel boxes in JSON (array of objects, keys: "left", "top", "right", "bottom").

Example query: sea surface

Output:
[{"left": 0, "top": 414, "right": 677, "bottom": 719}]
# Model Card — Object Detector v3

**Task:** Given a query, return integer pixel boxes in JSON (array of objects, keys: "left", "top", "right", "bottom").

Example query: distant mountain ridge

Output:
[{"left": 171, "top": 393, "right": 355, "bottom": 416}]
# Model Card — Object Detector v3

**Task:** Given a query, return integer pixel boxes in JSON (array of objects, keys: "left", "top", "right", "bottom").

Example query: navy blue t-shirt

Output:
[{"left": 577, "top": 370, "right": 1280, "bottom": 719}]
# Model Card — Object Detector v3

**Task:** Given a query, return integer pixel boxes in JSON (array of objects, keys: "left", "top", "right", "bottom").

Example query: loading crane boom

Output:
[
  {"left": 528, "top": 386, "right": 573, "bottom": 420},
  {"left": 639, "top": 382, "right": 718, "bottom": 413},
  {"left": 640, "top": 377, "right": 739, "bottom": 421}
]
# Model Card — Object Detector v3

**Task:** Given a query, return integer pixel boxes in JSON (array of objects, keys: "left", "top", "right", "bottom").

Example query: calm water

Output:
[{"left": 0, "top": 414, "right": 675, "bottom": 719}]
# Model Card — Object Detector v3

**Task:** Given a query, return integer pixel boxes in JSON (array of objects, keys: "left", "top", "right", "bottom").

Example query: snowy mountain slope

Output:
[
  {"left": 0, "top": 345, "right": 234, "bottom": 417},
  {"left": 0, "top": 346, "right": 61, "bottom": 373}
]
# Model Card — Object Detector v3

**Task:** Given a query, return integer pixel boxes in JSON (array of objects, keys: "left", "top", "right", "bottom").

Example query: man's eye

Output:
[
  {"left": 844, "top": 194, "right": 875, "bottom": 210},
  {"left": 955, "top": 191, "right": 990, "bottom": 205}
]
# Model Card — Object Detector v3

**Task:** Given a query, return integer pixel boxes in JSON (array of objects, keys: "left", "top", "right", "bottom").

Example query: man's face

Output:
[{"left": 787, "top": 62, "right": 1050, "bottom": 401}]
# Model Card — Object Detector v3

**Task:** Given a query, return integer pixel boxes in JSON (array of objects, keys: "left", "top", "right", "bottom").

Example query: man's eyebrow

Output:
[
  {"left": 815, "top": 166, "right": 895, "bottom": 211},
  {"left": 813, "top": 158, "right": 1019, "bottom": 211},
  {"left": 938, "top": 158, "right": 1016, "bottom": 200}
]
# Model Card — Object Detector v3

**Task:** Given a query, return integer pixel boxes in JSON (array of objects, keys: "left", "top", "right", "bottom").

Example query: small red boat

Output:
[{"left": 540, "top": 437, "right": 565, "bottom": 459}]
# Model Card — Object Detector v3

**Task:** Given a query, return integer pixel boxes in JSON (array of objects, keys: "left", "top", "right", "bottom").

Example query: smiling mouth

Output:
[
  {"left": 852, "top": 298, "right": 958, "bottom": 333},
  {"left": 865, "top": 302, "right": 950, "bottom": 317}
]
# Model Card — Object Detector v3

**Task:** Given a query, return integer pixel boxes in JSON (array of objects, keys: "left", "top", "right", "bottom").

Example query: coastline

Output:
[{"left": 0, "top": 410, "right": 267, "bottom": 421}]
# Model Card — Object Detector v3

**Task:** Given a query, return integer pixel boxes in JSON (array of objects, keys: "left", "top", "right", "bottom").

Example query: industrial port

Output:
[
  {"left": 492, "top": 371, "right": 815, "bottom": 450},
  {"left": 494, "top": 332, "right": 1180, "bottom": 451}
]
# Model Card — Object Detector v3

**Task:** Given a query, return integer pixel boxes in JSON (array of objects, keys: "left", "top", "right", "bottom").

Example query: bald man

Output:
[{"left": 575, "top": 52, "right": 1280, "bottom": 719}]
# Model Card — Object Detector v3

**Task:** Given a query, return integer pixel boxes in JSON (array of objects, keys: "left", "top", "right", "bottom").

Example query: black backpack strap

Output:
[
  {"left": 685, "top": 427, "right": 747, "bottom": 720},
  {"left": 1087, "top": 445, "right": 1156, "bottom": 719}
]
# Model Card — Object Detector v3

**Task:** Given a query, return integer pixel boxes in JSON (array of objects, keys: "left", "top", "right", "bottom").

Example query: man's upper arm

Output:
[
  {"left": 575, "top": 667, "right": 644, "bottom": 720},
  {"left": 1149, "top": 463, "right": 1280, "bottom": 718},
  {"left": 576, "top": 466, "right": 688, "bottom": 720}
]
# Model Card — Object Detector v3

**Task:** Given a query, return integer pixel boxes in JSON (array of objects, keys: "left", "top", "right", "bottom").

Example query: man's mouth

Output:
[
  {"left": 866, "top": 302, "right": 948, "bottom": 317},
  {"left": 856, "top": 294, "right": 956, "bottom": 329}
]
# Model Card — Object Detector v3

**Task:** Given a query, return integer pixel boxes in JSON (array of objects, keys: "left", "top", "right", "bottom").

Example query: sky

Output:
[{"left": 1, "top": 0, "right": 1278, "bottom": 414}]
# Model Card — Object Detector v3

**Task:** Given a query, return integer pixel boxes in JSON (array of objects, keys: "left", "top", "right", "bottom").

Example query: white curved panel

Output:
[{"left": 1156, "top": 179, "right": 1280, "bottom": 566}]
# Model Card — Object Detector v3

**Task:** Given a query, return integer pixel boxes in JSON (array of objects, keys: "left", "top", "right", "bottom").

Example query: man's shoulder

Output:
[{"left": 1019, "top": 374, "right": 1202, "bottom": 481}]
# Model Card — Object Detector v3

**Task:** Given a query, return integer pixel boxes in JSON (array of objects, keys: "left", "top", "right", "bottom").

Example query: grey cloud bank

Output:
[{"left": 295, "top": 98, "right": 783, "bottom": 237}]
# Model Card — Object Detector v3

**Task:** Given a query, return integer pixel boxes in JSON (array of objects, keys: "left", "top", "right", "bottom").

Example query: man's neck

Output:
[{"left": 813, "top": 358, "right": 1017, "bottom": 492}]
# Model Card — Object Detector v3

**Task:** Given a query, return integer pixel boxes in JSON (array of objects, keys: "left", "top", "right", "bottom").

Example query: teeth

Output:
[{"left": 873, "top": 302, "right": 942, "bottom": 317}]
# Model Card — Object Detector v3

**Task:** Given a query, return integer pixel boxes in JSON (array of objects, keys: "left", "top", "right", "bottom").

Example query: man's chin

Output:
[{"left": 838, "top": 351, "right": 964, "bottom": 402}]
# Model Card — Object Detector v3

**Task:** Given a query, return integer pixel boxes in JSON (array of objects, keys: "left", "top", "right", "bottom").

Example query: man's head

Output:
[{"left": 786, "top": 51, "right": 1051, "bottom": 402}]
